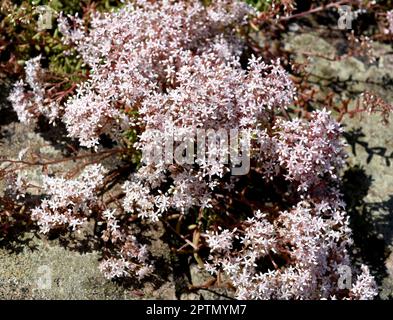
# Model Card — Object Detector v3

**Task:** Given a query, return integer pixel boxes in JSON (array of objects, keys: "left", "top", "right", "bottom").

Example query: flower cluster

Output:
[
  {"left": 99, "top": 208, "right": 154, "bottom": 280},
  {"left": 99, "top": 233, "right": 153, "bottom": 280},
  {"left": 201, "top": 107, "right": 376, "bottom": 299},
  {"left": 57, "top": 0, "right": 254, "bottom": 148},
  {"left": 274, "top": 109, "right": 346, "bottom": 192},
  {"left": 350, "top": 265, "right": 378, "bottom": 300},
  {"left": 52, "top": 0, "right": 293, "bottom": 218},
  {"left": 205, "top": 203, "right": 377, "bottom": 300},
  {"left": 254, "top": 109, "right": 347, "bottom": 189},
  {"left": 8, "top": 55, "right": 61, "bottom": 124},
  {"left": 132, "top": 53, "right": 295, "bottom": 216},
  {"left": 31, "top": 164, "right": 106, "bottom": 234}
]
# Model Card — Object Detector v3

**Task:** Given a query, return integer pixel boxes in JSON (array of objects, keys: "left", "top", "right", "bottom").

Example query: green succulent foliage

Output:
[
  {"left": 122, "top": 128, "right": 142, "bottom": 165},
  {"left": 0, "top": 0, "right": 123, "bottom": 78},
  {"left": 28, "top": 0, "right": 82, "bottom": 14},
  {"left": 244, "top": 0, "right": 275, "bottom": 11},
  {"left": 27, "top": 0, "right": 122, "bottom": 14}
]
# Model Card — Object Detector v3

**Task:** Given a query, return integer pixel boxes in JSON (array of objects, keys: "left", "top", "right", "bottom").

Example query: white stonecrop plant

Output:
[{"left": 8, "top": 0, "right": 377, "bottom": 299}]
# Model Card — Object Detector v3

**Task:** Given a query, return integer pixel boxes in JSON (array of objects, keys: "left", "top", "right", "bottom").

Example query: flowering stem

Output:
[{"left": 0, "top": 148, "right": 126, "bottom": 167}]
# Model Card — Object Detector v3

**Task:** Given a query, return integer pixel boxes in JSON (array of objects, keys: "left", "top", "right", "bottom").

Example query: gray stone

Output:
[
  {"left": 189, "top": 264, "right": 235, "bottom": 300},
  {"left": 0, "top": 234, "right": 128, "bottom": 300}
]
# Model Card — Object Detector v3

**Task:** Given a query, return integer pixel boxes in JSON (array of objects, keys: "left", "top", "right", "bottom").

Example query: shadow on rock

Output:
[
  {"left": 342, "top": 166, "right": 393, "bottom": 289},
  {"left": 343, "top": 127, "right": 393, "bottom": 166},
  {"left": 0, "top": 84, "right": 18, "bottom": 129},
  {"left": 0, "top": 194, "right": 41, "bottom": 254}
]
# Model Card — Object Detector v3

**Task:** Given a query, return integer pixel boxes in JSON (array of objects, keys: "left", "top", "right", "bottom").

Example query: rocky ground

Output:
[{"left": 0, "top": 29, "right": 392, "bottom": 299}]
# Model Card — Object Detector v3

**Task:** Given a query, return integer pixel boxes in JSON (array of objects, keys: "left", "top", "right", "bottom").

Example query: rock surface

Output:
[{"left": 0, "top": 235, "right": 127, "bottom": 299}]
